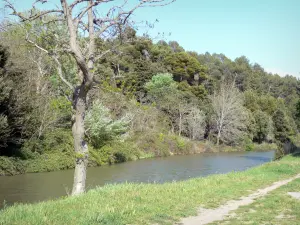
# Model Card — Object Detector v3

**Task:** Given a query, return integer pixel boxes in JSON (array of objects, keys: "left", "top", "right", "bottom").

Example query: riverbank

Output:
[
  {"left": 1, "top": 154, "right": 300, "bottom": 225},
  {"left": 0, "top": 137, "right": 277, "bottom": 176}
]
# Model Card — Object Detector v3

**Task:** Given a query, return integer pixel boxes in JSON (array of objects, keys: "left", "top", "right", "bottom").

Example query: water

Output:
[{"left": 0, "top": 151, "right": 275, "bottom": 207}]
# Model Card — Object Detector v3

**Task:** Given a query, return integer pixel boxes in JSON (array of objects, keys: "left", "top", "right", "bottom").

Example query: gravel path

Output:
[{"left": 178, "top": 173, "right": 300, "bottom": 225}]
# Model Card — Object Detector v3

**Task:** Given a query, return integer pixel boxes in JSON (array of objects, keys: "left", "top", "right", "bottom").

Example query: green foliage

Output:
[
  {"left": 90, "top": 141, "right": 145, "bottom": 165},
  {"left": 135, "top": 132, "right": 193, "bottom": 156},
  {"left": 289, "top": 133, "right": 300, "bottom": 147},
  {"left": 145, "top": 73, "right": 177, "bottom": 97},
  {"left": 253, "top": 110, "right": 273, "bottom": 143},
  {"left": 85, "top": 101, "right": 131, "bottom": 148},
  {"left": 253, "top": 143, "right": 278, "bottom": 152},
  {"left": 243, "top": 137, "right": 255, "bottom": 151},
  {"left": 0, "top": 36, "right": 71, "bottom": 157},
  {"left": 165, "top": 52, "right": 206, "bottom": 81},
  {"left": 135, "top": 132, "right": 171, "bottom": 157},
  {"left": 258, "top": 94, "right": 278, "bottom": 115},
  {"left": 178, "top": 81, "right": 207, "bottom": 100},
  {"left": 244, "top": 90, "right": 260, "bottom": 112},
  {"left": 0, "top": 115, "right": 10, "bottom": 148},
  {"left": 273, "top": 108, "right": 293, "bottom": 142},
  {"left": 295, "top": 99, "right": 300, "bottom": 119},
  {"left": 21, "top": 129, "right": 73, "bottom": 158},
  {"left": 244, "top": 90, "right": 278, "bottom": 116},
  {"left": 170, "top": 135, "right": 193, "bottom": 154},
  {"left": 25, "top": 151, "right": 74, "bottom": 173},
  {"left": 50, "top": 97, "right": 72, "bottom": 116},
  {"left": 0, "top": 45, "right": 9, "bottom": 68},
  {"left": 1, "top": 18, "right": 300, "bottom": 175},
  {"left": 0, "top": 156, "right": 26, "bottom": 176}
]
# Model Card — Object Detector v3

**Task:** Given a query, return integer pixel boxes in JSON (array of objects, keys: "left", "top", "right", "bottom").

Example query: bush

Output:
[
  {"left": 21, "top": 129, "right": 73, "bottom": 158},
  {"left": 166, "top": 135, "right": 193, "bottom": 155},
  {"left": 135, "top": 132, "right": 170, "bottom": 157},
  {"left": 245, "top": 143, "right": 255, "bottom": 151},
  {"left": 289, "top": 134, "right": 300, "bottom": 147},
  {"left": 253, "top": 143, "right": 278, "bottom": 152},
  {"left": 0, "top": 156, "right": 26, "bottom": 175},
  {"left": 243, "top": 138, "right": 254, "bottom": 151},
  {"left": 90, "top": 141, "right": 142, "bottom": 165},
  {"left": 85, "top": 101, "right": 131, "bottom": 149},
  {"left": 89, "top": 145, "right": 114, "bottom": 165},
  {"left": 135, "top": 132, "right": 193, "bottom": 157},
  {"left": 25, "top": 151, "right": 74, "bottom": 173}
]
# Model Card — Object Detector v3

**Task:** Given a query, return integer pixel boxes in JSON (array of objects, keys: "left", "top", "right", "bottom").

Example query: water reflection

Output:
[{"left": 239, "top": 155, "right": 272, "bottom": 162}]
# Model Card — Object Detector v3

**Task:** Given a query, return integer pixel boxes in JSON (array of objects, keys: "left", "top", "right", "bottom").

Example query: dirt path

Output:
[{"left": 178, "top": 173, "right": 300, "bottom": 225}]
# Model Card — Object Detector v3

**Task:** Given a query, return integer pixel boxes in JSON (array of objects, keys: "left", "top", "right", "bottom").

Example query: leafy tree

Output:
[
  {"left": 178, "top": 81, "right": 207, "bottom": 100},
  {"left": 253, "top": 110, "right": 274, "bottom": 143},
  {"left": 295, "top": 99, "right": 300, "bottom": 120},
  {"left": 244, "top": 90, "right": 260, "bottom": 112},
  {"left": 168, "top": 41, "right": 185, "bottom": 52},
  {"left": 165, "top": 52, "right": 206, "bottom": 82},
  {"left": 258, "top": 94, "right": 278, "bottom": 115},
  {"left": 272, "top": 108, "right": 293, "bottom": 142},
  {"left": 0, "top": 115, "right": 10, "bottom": 148},
  {"left": 145, "top": 73, "right": 177, "bottom": 97},
  {"left": 145, "top": 73, "right": 202, "bottom": 136}
]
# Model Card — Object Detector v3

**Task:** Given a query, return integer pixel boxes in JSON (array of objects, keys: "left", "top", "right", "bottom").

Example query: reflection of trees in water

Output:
[{"left": 239, "top": 155, "right": 271, "bottom": 162}]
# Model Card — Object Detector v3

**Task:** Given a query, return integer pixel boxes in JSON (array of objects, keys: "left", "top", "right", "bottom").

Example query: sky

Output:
[{"left": 1, "top": 0, "right": 299, "bottom": 77}]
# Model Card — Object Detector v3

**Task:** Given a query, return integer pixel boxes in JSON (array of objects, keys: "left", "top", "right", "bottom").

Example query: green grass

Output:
[
  {"left": 214, "top": 169, "right": 300, "bottom": 225},
  {"left": 1, "top": 155, "right": 300, "bottom": 225}
]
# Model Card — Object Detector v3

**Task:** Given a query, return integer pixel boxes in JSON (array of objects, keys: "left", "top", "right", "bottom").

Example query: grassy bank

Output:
[
  {"left": 1, "top": 154, "right": 300, "bottom": 225},
  {"left": 0, "top": 138, "right": 277, "bottom": 176}
]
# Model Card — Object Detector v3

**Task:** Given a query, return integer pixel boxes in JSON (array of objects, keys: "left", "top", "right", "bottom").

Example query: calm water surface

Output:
[{"left": 0, "top": 151, "right": 275, "bottom": 207}]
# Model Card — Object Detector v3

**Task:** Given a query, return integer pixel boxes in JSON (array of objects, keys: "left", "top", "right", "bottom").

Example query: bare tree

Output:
[
  {"left": 4, "top": 0, "right": 175, "bottom": 195},
  {"left": 183, "top": 106, "right": 206, "bottom": 140},
  {"left": 210, "top": 82, "right": 248, "bottom": 145}
]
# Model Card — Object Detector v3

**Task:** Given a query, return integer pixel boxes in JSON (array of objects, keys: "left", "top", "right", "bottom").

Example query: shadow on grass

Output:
[{"left": 292, "top": 152, "right": 300, "bottom": 157}]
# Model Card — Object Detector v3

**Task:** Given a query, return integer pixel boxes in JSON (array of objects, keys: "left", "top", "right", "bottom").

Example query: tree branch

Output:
[
  {"left": 93, "top": 0, "right": 175, "bottom": 37},
  {"left": 25, "top": 32, "right": 49, "bottom": 54},
  {"left": 53, "top": 55, "right": 74, "bottom": 90},
  {"left": 24, "top": 30, "right": 73, "bottom": 90},
  {"left": 4, "top": 0, "right": 63, "bottom": 22},
  {"left": 73, "top": 0, "right": 114, "bottom": 28}
]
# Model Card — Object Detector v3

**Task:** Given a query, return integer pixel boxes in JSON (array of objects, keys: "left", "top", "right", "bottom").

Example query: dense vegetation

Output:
[{"left": 0, "top": 20, "right": 299, "bottom": 175}]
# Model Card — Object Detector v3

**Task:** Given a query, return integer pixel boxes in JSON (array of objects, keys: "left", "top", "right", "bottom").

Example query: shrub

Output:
[
  {"left": 135, "top": 132, "right": 193, "bottom": 157},
  {"left": 0, "top": 156, "right": 26, "bottom": 175},
  {"left": 25, "top": 151, "right": 74, "bottom": 173},
  {"left": 85, "top": 101, "right": 131, "bottom": 148},
  {"left": 89, "top": 145, "right": 114, "bottom": 165},
  {"left": 90, "top": 141, "right": 142, "bottom": 165},
  {"left": 21, "top": 129, "right": 73, "bottom": 158},
  {"left": 135, "top": 132, "right": 170, "bottom": 157},
  {"left": 243, "top": 138, "right": 254, "bottom": 151},
  {"left": 253, "top": 142, "right": 278, "bottom": 152},
  {"left": 166, "top": 135, "right": 193, "bottom": 155}
]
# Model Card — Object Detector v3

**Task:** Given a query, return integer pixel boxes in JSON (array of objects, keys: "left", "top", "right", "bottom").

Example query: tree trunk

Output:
[
  {"left": 178, "top": 111, "right": 182, "bottom": 136},
  {"left": 71, "top": 85, "right": 88, "bottom": 195},
  {"left": 216, "top": 129, "right": 221, "bottom": 145}
]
